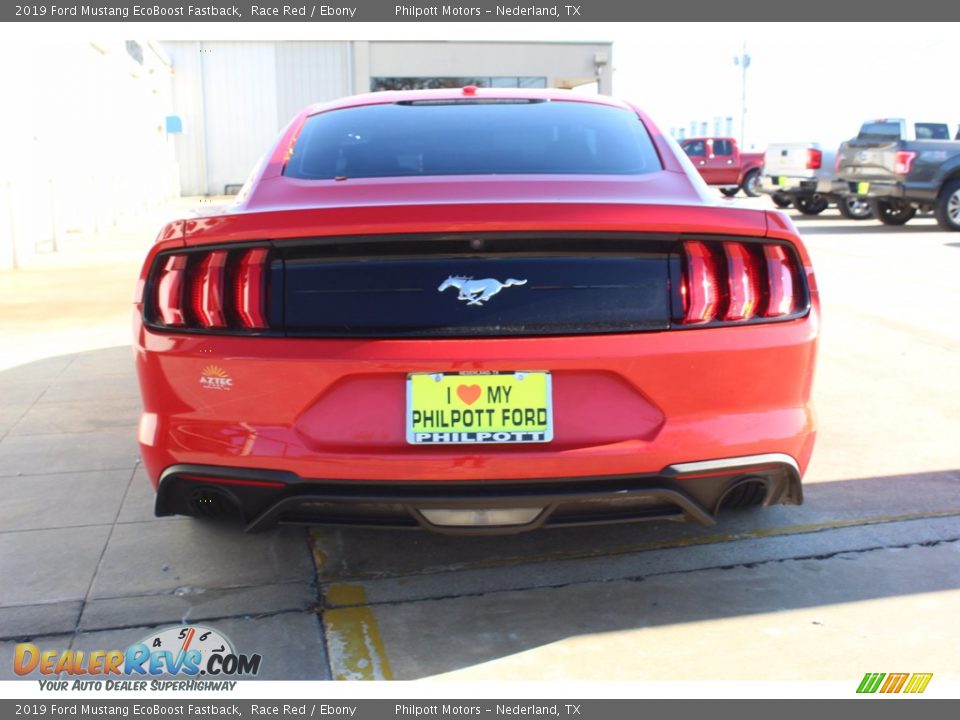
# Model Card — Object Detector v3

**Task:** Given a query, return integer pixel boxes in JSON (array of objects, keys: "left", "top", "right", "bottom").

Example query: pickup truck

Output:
[
  {"left": 836, "top": 118, "right": 960, "bottom": 230},
  {"left": 679, "top": 136, "right": 764, "bottom": 197},
  {"left": 758, "top": 142, "right": 872, "bottom": 219}
]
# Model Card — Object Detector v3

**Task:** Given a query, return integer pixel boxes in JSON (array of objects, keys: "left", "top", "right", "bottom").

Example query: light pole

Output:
[{"left": 733, "top": 44, "right": 751, "bottom": 148}]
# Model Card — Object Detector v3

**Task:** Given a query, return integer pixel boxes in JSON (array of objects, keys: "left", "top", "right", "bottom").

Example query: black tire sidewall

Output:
[{"left": 934, "top": 179, "right": 960, "bottom": 231}]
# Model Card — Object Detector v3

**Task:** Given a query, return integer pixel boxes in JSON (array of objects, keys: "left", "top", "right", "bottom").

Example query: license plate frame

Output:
[{"left": 406, "top": 371, "right": 553, "bottom": 445}]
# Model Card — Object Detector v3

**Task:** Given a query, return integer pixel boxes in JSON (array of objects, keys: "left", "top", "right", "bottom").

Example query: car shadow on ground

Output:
[{"left": 309, "top": 468, "right": 960, "bottom": 678}]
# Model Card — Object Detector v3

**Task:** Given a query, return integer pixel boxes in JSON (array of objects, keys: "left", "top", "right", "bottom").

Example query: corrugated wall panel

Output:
[
  {"left": 274, "top": 42, "right": 351, "bottom": 128},
  {"left": 164, "top": 42, "right": 206, "bottom": 197},
  {"left": 199, "top": 42, "right": 280, "bottom": 196}
]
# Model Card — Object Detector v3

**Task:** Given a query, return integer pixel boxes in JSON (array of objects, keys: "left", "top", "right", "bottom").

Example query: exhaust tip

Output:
[
  {"left": 187, "top": 487, "right": 241, "bottom": 519},
  {"left": 718, "top": 478, "right": 768, "bottom": 510}
]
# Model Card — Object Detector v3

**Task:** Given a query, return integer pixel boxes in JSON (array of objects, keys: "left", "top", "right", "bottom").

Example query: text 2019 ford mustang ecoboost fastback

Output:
[{"left": 133, "top": 87, "right": 818, "bottom": 534}]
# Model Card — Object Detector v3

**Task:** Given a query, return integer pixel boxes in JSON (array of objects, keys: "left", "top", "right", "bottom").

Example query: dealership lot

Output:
[{"left": 1, "top": 202, "right": 958, "bottom": 681}]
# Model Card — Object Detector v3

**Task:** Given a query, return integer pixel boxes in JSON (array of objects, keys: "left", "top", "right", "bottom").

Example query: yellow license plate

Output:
[
  {"left": 777, "top": 176, "right": 787, "bottom": 186},
  {"left": 857, "top": 181, "right": 870, "bottom": 194},
  {"left": 406, "top": 371, "right": 553, "bottom": 444}
]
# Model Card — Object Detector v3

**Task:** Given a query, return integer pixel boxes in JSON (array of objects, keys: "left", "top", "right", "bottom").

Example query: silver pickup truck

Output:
[{"left": 758, "top": 142, "right": 872, "bottom": 219}]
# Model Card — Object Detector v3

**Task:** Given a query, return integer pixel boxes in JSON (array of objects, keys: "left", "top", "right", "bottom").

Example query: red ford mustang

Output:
[{"left": 133, "top": 87, "right": 818, "bottom": 534}]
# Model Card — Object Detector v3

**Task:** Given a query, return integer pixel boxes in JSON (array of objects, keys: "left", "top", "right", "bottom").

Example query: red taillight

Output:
[
  {"left": 805, "top": 148, "right": 822, "bottom": 170},
  {"left": 679, "top": 240, "right": 801, "bottom": 325},
  {"left": 151, "top": 247, "right": 271, "bottom": 332},
  {"left": 681, "top": 241, "right": 719, "bottom": 324},
  {"left": 894, "top": 151, "right": 916, "bottom": 175},
  {"left": 234, "top": 248, "right": 269, "bottom": 329},
  {"left": 762, "top": 245, "right": 796, "bottom": 317},
  {"left": 155, "top": 255, "right": 188, "bottom": 326},
  {"left": 723, "top": 243, "right": 760, "bottom": 321},
  {"left": 190, "top": 251, "right": 229, "bottom": 328}
]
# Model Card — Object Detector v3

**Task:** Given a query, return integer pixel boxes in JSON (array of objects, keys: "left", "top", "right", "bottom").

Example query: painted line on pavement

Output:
[{"left": 322, "top": 583, "right": 394, "bottom": 681}]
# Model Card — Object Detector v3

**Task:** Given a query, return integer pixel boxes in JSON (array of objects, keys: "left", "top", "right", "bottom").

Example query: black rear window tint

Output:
[
  {"left": 858, "top": 121, "right": 902, "bottom": 140},
  {"left": 284, "top": 101, "right": 662, "bottom": 179}
]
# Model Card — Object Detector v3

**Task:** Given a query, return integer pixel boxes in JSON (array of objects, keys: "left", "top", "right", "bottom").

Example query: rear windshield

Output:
[
  {"left": 858, "top": 121, "right": 902, "bottom": 140},
  {"left": 283, "top": 100, "right": 663, "bottom": 179}
]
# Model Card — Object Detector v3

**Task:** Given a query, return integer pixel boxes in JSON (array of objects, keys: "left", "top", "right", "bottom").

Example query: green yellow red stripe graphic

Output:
[{"left": 857, "top": 672, "right": 933, "bottom": 694}]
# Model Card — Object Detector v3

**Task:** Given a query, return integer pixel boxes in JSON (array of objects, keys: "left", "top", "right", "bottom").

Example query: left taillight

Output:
[{"left": 149, "top": 247, "right": 272, "bottom": 332}]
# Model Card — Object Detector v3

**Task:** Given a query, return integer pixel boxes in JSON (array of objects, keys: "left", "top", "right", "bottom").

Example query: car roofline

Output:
[{"left": 301, "top": 87, "right": 634, "bottom": 117}]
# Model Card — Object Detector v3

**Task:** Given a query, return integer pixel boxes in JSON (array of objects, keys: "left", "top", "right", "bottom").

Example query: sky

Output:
[{"left": 9, "top": 21, "right": 959, "bottom": 152}]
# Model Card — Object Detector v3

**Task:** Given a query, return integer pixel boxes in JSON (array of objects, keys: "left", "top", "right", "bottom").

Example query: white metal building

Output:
[
  {"left": 161, "top": 41, "right": 614, "bottom": 197},
  {"left": 0, "top": 40, "right": 179, "bottom": 269}
]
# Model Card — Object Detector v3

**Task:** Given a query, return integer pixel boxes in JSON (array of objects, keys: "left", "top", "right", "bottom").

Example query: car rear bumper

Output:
[
  {"left": 841, "top": 179, "right": 939, "bottom": 204},
  {"left": 156, "top": 454, "right": 802, "bottom": 534},
  {"left": 134, "top": 307, "right": 819, "bottom": 533},
  {"left": 759, "top": 175, "right": 840, "bottom": 196}
]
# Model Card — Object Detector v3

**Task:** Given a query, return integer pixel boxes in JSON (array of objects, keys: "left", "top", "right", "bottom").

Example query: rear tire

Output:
[
  {"left": 771, "top": 192, "right": 792, "bottom": 209},
  {"left": 719, "top": 187, "right": 739, "bottom": 197},
  {"left": 873, "top": 199, "right": 917, "bottom": 226},
  {"left": 793, "top": 194, "right": 829, "bottom": 215},
  {"left": 934, "top": 179, "right": 960, "bottom": 231},
  {"left": 742, "top": 169, "right": 761, "bottom": 197},
  {"left": 836, "top": 196, "right": 874, "bottom": 220}
]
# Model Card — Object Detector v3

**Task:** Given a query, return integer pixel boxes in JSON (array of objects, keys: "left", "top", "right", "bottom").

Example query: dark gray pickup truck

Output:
[{"left": 836, "top": 119, "right": 960, "bottom": 230}]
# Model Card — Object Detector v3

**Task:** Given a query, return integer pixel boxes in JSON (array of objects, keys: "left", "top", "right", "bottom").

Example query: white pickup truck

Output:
[{"left": 758, "top": 142, "right": 873, "bottom": 220}]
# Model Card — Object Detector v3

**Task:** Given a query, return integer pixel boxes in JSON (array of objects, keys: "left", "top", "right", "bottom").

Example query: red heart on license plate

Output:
[{"left": 457, "top": 384, "right": 482, "bottom": 406}]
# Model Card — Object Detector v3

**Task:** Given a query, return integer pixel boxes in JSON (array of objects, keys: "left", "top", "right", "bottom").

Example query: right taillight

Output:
[
  {"left": 761, "top": 245, "right": 797, "bottom": 317},
  {"left": 150, "top": 247, "right": 271, "bottom": 332},
  {"left": 723, "top": 243, "right": 760, "bottom": 321},
  {"left": 680, "top": 240, "right": 800, "bottom": 325},
  {"left": 805, "top": 148, "right": 823, "bottom": 170},
  {"left": 680, "top": 241, "right": 719, "bottom": 324}
]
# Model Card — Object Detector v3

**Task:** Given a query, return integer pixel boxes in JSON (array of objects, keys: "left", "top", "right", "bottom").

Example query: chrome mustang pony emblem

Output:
[{"left": 437, "top": 275, "right": 528, "bottom": 306}]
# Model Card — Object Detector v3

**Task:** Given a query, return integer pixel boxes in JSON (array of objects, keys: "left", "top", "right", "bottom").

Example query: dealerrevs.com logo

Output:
[{"left": 14, "top": 625, "right": 261, "bottom": 690}]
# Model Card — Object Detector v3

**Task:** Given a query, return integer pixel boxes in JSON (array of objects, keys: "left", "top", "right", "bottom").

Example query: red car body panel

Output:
[{"left": 133, "top": 88, "right": 818, "bottom": 533}]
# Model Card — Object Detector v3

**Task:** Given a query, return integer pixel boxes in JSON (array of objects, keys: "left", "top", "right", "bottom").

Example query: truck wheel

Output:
[
  {"left": 934, "top": 179, "right": 960, "bottom": 231},
  {"left": 719, "top": 188, "right": 739, "bottom": 197},
  {"left": 742, "top": 169, "right": 761, "bottom": 197},
  {"left": 771, "top": 193, "right": 792, "bottom": 209},
  {"left": 837, "top": 196, "right": 873, "bottom": 220},
  {"left": 794, "top": 194, "right": 829, "bottom": 215},
  {"left": 872, "top": 199, "right": 917, "bottom": 226}
]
